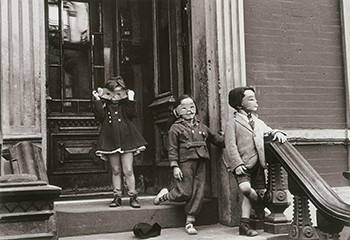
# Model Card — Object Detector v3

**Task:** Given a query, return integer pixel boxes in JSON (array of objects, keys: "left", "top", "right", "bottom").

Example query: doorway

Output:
[{"left": 46, "top": 0, "right": 191, "bottom": 196}]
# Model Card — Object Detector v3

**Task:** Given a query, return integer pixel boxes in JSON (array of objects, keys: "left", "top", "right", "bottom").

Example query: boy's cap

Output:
[
  {"left": 228, "top": 86, "right": 255, "bottom": 110},
  {"left": 133, "top": 222, "right": 162, "bottom": 239}
]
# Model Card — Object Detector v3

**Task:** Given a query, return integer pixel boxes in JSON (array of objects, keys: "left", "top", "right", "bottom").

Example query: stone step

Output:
[
  {"left": 0, "top": 233, "right": 55, "bottom": 240},
  {"left": 55, "top": 196, "right": 219, "bottom": 238}
]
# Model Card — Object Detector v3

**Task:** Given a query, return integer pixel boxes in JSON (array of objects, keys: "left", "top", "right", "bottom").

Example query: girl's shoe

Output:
[
  {"left": 185, "top": 223, "right": 198, "bottom": 235},
  {"left": 130, "top": 196, "right": 141, "bottom": 208},
  {"left": 153, "top": 188, "right": 169, "bottom": 205},
  {"left": 109, "top": 197, "right": 122, "bottom": 207}
]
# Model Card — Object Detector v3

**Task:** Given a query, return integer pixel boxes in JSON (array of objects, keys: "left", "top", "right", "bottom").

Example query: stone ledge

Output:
[
  {"left": 0, "top": 181, "right": 61, "bottom": 239},
  {"left": 0, "top": 232, "right": 55, "bottom": 240}
]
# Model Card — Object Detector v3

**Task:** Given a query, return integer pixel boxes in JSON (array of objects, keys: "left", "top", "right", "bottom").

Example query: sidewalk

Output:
[
  {"left": 59, "top": 224, "right": 279, "bottom": 240},
  {"left": 59, "top": 223, "right": 350, "bottom": 240}
]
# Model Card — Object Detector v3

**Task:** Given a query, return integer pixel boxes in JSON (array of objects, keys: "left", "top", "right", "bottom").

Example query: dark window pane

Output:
[
  {"left": 93, "top": 34, "right": 104, "bottom": 65},
  {"left": 49, "top": 101, "right": 62, "bottom": 113},
  {"left": 79, "top": 101, "right": 93, "bottom": 113},
  {"left": 94, "top": 68, "right": 105, "bottom": 88},
  {"left": 48, "top": 66, "right": 61, "bottom": 99},
  {"left": 63, "top": 46, "right": 91, "bottom": 99},
  {"left": 157, "top": 0, "right": 171, "bottom": 93},
  {"left": 49, "top": 35, "right": 61, "bottom": 64},
  {"left": 90, "top": 1, "right": 102, "bottom": 33}
]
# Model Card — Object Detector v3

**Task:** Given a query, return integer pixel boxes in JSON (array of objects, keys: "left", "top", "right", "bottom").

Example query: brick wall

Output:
[
  {"left": 296, "top": 145, "right": 348, "bottom": 187},
  {"left": 244, "top": 0, "right": 346, "bottom": 129},
  {"left": 244, "top": 1, "right": 348, "bottom": 187}
]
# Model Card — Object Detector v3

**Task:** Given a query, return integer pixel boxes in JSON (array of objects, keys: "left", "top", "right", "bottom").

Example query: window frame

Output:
[{"left": 46, "top": 0, "right": 105, "bottom": 115}]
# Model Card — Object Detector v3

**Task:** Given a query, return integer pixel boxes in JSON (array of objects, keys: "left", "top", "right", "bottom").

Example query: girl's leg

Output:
[
  {"left": 121, "top": 152, "right": 140, "bottom": 208},
  {"left": 120, "top": 152, "right": 136, "bottom": 194},
  {"left": 109, "top": 153, "right": 122, "bottom": 207}
]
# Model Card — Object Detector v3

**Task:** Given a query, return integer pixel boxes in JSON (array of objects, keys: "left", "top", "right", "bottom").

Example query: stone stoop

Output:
[
  {"left": 55, "top": 196, "right": 219, "bottom": 238},
  {"left": 56, "top": 186, "right": 350, "bottom": 239}
]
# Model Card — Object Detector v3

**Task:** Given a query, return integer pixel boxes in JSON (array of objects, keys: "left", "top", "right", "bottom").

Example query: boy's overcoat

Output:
[{"left": 224, "top": 110, "right": 278, "bottom": 172}]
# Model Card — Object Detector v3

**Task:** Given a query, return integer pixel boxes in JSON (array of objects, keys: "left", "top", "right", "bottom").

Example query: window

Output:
[{"left": 47, "top": 0, "right": 104, "bottom": 114}]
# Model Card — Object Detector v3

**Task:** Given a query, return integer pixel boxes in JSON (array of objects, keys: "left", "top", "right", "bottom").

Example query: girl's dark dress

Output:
[{"left": 93, "top": 98, "right": 147, "bottom": 160}]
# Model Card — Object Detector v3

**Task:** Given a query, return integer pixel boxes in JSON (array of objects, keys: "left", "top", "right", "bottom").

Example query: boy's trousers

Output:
[{"left": 168, "top": 158, "right": 207, "bottom": 217}]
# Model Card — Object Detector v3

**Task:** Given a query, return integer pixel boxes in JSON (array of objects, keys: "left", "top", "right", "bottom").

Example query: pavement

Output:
[{"left": 59, "top": 223, "right": 279, "bottom": 240}]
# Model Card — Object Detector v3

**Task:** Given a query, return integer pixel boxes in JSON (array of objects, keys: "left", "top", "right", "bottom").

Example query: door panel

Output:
[
  {"left": 149, "top": 0, "right": 191, "bottom": 190},
  {"left": 50, "top": 133, "right": 103, "bottom": 175}
]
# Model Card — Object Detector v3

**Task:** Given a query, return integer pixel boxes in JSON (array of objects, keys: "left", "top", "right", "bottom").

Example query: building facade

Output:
[{"left": 1, "top": 0, "right": 349, "bottom": 226}]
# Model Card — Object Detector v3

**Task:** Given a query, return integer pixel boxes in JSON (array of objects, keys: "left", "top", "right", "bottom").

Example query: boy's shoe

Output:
[
  {"left": 109, "top": 197, "right": 122, "bottom": 207},
  {"left": 239, "top": 224, "right": 258, "bottom": 237},
  {"left": 153, "top": 188, "right": 169, "bottom": 205},
  {"left": 185, "top": 223, "right": 198, "bottom": 235},
  {"left": 130, "top": 196, "right": 141, "bottom": 208}
]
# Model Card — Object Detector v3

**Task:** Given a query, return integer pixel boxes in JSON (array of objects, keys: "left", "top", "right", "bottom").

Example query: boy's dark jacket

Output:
[{"left": 168, "top": 117, "right": 225, "bottom": 168}]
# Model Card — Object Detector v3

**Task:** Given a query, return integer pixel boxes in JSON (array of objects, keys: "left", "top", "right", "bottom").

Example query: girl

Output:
[
  {"left": 92, "top": 76, "right": 147, "bottom": 208},
  {"left": 153, "top": 95, "right": 225, "bottom": 235}
]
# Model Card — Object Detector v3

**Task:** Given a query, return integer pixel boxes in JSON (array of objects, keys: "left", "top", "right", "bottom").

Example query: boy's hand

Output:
[
  {"left": 127, "top": 89, "right": 135, "bottom": 101},
  {"left": 235, "top": 165, "right": 247, "bottom": 175},
  {"left": 173, "top": 167, "right": 183, "bottom": 181},
  {"left": 273, "top": 132, "right": 287, "bottom": 143},
  {"left": 92, "top": 90, "right": 100, "bottom": 100}
]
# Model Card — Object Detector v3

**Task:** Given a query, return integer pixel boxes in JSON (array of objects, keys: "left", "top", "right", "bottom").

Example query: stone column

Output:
[{"left": 204, "top": 0, "right": 247, "bottom": 226}]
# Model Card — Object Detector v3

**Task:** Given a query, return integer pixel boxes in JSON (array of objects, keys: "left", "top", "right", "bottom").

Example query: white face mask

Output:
[
  {"left": 175, "top": 98, "right": 196, "bottom": 120},
  {"left": 111, "top": 87, "right": 127, "bottom": 100},
  {"left": 241, "top": 90, "right": 258, "bottom": 113}
]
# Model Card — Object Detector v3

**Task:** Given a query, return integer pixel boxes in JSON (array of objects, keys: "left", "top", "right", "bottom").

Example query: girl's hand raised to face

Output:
[
  {"left": 127, "top": 90, "right": 135, "bottom": 101},
  {"left": 92, "top": 90, "right": 100, "bottom": 100}
]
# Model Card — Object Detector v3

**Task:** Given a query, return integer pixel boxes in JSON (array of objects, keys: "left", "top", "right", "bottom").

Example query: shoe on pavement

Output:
[
  {"left": 109, "top": 197, "right": 122, "bottom": 207},
  {"left": 130, "top": 196, "right": 141, "bottom": 208},
  {"left": 185, "top": 223, "right": 198, "bottom": 235}
]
